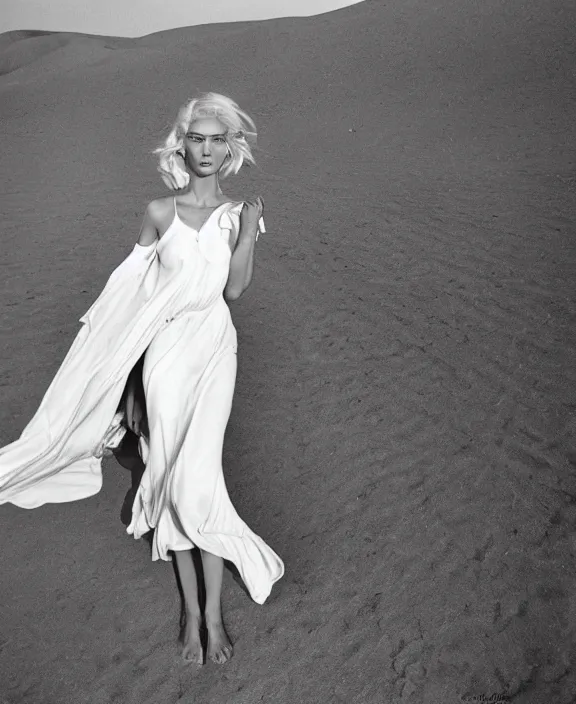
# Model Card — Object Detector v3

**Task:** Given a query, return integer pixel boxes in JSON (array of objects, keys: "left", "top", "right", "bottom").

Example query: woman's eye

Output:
[{"left": 215, "top": 137, "right": 225, "bottom": 143}]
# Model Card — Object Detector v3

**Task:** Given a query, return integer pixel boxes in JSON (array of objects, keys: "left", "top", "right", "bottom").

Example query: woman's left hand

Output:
[{"left": 239, "top": 197, "right": 264, "bottom": 236}]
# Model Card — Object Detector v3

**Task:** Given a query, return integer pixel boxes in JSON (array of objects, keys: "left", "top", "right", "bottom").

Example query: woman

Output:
[{"left": 0, "top": 92, "right": 284, "bottom": 665}]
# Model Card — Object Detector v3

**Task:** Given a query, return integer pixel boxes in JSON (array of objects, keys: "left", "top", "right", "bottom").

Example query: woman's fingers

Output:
[{"left": 246, "top": 197, "right": 264, "bottom": 219}]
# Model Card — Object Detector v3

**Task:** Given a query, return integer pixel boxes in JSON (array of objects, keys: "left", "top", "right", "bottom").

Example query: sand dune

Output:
[
  {"left": 0, "top": 30, "right": 133, "bottom": 77},
  {"left": 1, "top": 0, "right": 575, "bottom": 702}
]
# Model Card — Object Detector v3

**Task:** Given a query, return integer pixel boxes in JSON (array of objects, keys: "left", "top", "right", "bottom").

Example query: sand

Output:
[{"left": 0, "top": 0, "right": 575, "bottom": 702}]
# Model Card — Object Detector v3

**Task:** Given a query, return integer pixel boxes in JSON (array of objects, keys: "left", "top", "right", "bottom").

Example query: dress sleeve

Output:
[
  {"left": 257, "top": 216, "right": 266, "bottom": 238},
  {"left": 219, "top": 205, "right": 241, "bottom": 249}
]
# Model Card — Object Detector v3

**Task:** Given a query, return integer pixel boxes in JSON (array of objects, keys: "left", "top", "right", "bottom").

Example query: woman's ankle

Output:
[
  {"left": 184, "top": 606, "right": 202, "bottom": 622},
  {"left": 204, "top": 607, "right": 223, "bottom": 625}
]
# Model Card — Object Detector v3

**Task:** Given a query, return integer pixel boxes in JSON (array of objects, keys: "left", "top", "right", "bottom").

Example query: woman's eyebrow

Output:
[{"left": 187, "top": 131, "right": 227, "bottom": 137}]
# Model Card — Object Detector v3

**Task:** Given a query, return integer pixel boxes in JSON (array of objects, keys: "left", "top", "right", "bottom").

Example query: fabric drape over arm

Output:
[{"left": 0, "top": 241, "right": 191, "bottom": 508}]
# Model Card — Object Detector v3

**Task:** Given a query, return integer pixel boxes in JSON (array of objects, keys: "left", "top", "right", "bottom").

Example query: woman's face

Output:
[{"left": 183, "top": 116, "right": 230, "bottom": 177}]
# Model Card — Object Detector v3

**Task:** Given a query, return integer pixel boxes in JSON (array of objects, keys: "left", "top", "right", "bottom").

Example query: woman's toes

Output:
[{"left": 210, "top": 645, "right": 233, "bottom": 665}]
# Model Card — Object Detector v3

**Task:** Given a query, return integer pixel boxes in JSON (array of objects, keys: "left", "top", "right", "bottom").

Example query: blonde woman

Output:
[{"left": 0, "top": 92, "right": 284, "bottom": 665}]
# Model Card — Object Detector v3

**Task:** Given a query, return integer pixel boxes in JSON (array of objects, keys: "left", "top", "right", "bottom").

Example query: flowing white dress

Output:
[{"left": 0, "top": 200, "right": 284, "bottom": 605}]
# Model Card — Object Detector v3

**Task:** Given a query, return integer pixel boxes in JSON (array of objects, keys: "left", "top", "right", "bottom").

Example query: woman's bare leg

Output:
[
  {"left": 200, "top": 549, "right": 233, "bottom": 664},
  {"left": 173, "top": 549, "right": 203, "bottom": 664}
]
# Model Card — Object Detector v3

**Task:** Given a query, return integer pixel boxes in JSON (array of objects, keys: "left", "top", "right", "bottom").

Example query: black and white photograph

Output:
[{"left": 0, "top": 0, "right": 575, "bottom": 702}]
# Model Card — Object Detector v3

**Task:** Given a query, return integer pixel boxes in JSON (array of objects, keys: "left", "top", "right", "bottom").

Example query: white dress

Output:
[{"left": 0, "top": 199, "right": 284, "bottom": 605}]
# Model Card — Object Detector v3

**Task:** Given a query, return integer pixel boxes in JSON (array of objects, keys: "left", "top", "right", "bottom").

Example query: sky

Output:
[{"left": 3, "top": 0, "right": 364, "bottom": 38}]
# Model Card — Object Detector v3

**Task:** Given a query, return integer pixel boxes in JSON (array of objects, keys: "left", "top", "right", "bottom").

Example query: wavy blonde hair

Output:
[{"left": 154, "top": 92, "right": 257, "bottom": 190}]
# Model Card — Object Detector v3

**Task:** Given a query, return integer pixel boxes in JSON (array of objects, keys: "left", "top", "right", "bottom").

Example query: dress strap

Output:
[{"left": 173, "top": 197, "right": 179, "bottom": 219}]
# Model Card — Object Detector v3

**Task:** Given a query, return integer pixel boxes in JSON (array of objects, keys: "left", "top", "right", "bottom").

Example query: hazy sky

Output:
[{"left": 3, "top": 0, "right": 364, "bottom": 38}]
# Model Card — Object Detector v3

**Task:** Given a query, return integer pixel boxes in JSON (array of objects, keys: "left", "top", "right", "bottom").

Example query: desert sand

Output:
[{"left": 1, "top": 1, "right": 575, "bottom": 702}]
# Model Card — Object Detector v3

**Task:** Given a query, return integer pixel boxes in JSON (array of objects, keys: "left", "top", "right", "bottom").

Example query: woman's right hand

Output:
[{"left": 125, "top": 382, "right": 144, "bottom": 436}]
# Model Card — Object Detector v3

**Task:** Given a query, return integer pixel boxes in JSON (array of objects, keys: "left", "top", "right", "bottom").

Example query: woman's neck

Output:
[{"left": 183, "top": 173, "right": 224, "bottom": 207}]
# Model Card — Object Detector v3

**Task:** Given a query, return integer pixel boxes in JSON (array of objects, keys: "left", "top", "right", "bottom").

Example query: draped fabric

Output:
[{"left": 0, "top": 202, "right": 282, "bottom": 604}]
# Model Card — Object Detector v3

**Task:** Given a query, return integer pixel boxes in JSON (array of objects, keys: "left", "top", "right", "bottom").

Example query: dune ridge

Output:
[{"left": 0, "top": 30, "right": 135, "bottom": 77}]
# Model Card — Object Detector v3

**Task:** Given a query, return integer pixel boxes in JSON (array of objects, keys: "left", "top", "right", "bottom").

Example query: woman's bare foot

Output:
[
  {"left": 206, "top": 619, "right": 233, "bottom": 665},
  {"left": 180, "top": 611, "right": 203, "bottom": 664}
]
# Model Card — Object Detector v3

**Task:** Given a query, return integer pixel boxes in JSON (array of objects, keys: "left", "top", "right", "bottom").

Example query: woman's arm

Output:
[
  {"left": 123, "top": 355, "right": 147, "bottom": 436},
  {"left": 224, "top": 198, "right": 263, "bottom": 302},
  {"left": 224, "top": 229, "right": 257, "bottom": 302}
]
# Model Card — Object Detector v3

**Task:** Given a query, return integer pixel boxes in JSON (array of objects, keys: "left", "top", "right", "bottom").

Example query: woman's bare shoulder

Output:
[
  {"left": 146, "top": 196, "right": 174, "bottom": 223},
  {"left": 137, "top": 196, "right": 174, "bottom": 245}
]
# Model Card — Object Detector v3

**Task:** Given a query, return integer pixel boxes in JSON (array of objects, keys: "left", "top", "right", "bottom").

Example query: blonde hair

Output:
[{"left": 154, "top": 92, "right": 257, "bottom": 190}]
